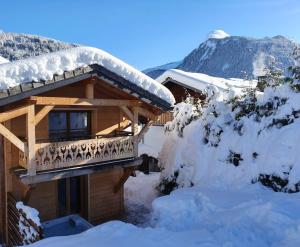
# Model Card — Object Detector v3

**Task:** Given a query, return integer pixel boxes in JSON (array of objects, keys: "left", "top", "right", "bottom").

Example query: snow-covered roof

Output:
[
  {"left": 0, "top": 56, "right": 9, "bottom": 64},
  {"left": 156, "top": 69, "right": 256, "bottom": 92},
  {"left": 0, "top": 46, "right": 175, "bottom": 106}
]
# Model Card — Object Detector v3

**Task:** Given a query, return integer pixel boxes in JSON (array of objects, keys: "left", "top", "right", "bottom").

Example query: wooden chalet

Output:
[
  {"left": 0, "top": 48, "right": 173, "bottom": 246},
  {"left": 158, "top": 75, "right": 205, "bottom": 104},
  {"left": 153, "top": 69, "right": 206, "bottom": 125}
]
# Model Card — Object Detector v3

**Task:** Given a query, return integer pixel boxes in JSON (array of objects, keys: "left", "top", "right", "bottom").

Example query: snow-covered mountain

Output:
[
  {"left": 145, "top": 30, "right": 299, "bottom": 79},
  {"left": 143, "top": 61, "right": 182, "bottom": 79},
  {"left": 0, "top": 31, "right": 77, "bottom": 61}
]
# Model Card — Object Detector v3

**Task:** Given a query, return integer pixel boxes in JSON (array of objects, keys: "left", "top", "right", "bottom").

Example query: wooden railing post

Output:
[{"left": 26, "top": 105, "right": 36, "bottom": 176}]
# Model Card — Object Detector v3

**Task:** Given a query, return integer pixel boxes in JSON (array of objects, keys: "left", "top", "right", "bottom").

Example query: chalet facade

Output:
[
  {"left": 0, "top": 47, "right": 174, "bottom": 246},
  {"left": 156, "top": 69, "right": 206, "bottom": 104}
]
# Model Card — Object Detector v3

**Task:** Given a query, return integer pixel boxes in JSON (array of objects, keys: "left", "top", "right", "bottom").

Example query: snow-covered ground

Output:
[
  {"left": 122, "top": 172, "right": 160, "bottom": 227},
  {"left": 30, "top": 182, "right": 300, "bottom": 247},
  {"left": 125, "top": 172, "right": 160, "bottom": 209}
]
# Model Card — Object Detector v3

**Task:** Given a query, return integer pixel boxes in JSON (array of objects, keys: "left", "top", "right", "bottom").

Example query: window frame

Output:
[{"left": 49, "top": 110, "right": 92, "bottom": 142}]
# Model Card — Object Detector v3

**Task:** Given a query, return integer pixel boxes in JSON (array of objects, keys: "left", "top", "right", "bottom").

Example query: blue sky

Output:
[{"left": 0, "top": 0, "right": 299, "bottom": 70}]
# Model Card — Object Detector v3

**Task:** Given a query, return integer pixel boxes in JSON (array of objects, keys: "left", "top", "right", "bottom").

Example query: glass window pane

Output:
[
  {"left": 70, "top": 112, "right": 88, "bottom": 130},
  {"left": 49, "top": 112, "right": 67, "bottom": 131}
]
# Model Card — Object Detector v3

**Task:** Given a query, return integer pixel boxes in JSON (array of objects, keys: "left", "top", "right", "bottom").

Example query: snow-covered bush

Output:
[
  {"left": 165, "top": 96, "right": 201, "bottom": 137},
  {"left": 159, "top": 66, "right": 300, "bottom": 193}
]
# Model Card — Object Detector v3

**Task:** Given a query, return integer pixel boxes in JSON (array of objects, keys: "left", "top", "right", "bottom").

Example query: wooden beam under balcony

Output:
[
  {"left": 30, "top": 96, "right": 142, "bottom": 107},
  {"left": 15, "top": 157, "right": 143, "bottom": 185}
]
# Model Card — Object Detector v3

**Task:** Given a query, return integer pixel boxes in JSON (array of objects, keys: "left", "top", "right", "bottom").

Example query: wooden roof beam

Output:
[
  {"left": 119, "top": 106, "right": 134, "bottom": 121},
  {"left": 30, "top": 96, "right": 142, "bottom": 107},
  {"left": 0, "top": 105, "right": 29, "bottom": 123},
  {"left": 35, "top": 105, "right": 54, "bottom": 126},
  {"left": 137, "top": 107, "right": 157, "bottom": 120}
]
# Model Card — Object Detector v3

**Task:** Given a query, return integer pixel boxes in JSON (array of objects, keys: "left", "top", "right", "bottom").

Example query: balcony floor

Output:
[{"left": 13, "top": 157, "right": 143, "bottom": 185}]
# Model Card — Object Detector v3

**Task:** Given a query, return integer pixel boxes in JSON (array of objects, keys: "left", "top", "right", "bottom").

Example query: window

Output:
[{"left": 49, "top": 111, "right": 91, "bottom": 141}]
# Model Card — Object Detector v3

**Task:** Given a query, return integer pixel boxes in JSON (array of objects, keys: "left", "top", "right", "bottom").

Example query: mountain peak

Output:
[
  {"left": 207, "top": 30, "right": 230, "bottom": 40},
  {"left": 145, "top": 33, "right": 299, "bottom": 79}
]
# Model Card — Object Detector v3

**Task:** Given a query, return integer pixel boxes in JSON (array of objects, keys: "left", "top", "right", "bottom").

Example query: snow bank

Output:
[
  {"left": 207, "top": 30, "right": 230, "bottom": 39},
  {"left": 125, "top": 171, "right": 160, "bottom": 209},
  {"left": 156, "top": 69, "right": 256, "bottom": 94},
  {"left": 139, "top": 126, "right": 166, "bottom": 158},
  {"left": 0, "top": 56, "right": 8, "bottom": 64},
  {"left": 29, "top": 184, "right": 300, "bottom": 247},
  {"left": 0, "top": 46, "right": 175, "bottom": 105},
  {"left": 152, "top": 184, "right": 300, "bottom": 246}
]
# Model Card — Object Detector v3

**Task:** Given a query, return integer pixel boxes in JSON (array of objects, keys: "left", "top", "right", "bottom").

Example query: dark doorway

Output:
[{"left": 58, "top": 176, "right": 88, "bottom": 219}]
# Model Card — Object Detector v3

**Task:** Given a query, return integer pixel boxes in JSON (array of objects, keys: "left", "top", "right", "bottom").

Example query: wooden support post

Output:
[
  {"left": 132, "top": 107, "right": 139, "bottom": 157},
  {"left": 26, "top": 105, "right": 36, "bottom": 176},
  {"left": 91, "top": 110, "right": 98, "bottom": 137},
  {"left": 3, "top": 121, "right": 12, "bottom": 244},
  {"left": 85, "top": 80, "right": 95, "bottom": 99},
  {"left": 0, "top": 135, "right": 5, "bottom": 243}
]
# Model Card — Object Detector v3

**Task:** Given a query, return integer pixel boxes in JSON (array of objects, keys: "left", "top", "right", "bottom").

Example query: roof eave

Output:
[{"left": 0, "top": 64, "right": 172, "bottom": 111}]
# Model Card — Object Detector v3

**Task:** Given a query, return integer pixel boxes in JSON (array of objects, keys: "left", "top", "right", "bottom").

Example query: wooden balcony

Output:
[{"left": 19, "top": 136, "right": 135, "bottom": 172}]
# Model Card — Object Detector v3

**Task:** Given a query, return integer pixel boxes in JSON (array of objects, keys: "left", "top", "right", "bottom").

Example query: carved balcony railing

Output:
[{"left": 19, "top": 136, "right": 135, "bottom": 172}]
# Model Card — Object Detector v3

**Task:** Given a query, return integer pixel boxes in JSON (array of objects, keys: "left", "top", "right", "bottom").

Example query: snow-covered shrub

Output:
[
  {"left": 159, "top": 65, "right": 300, "bottom": 193},
  {"left": 165, "top": 96, "right": 201, "bottom": 137}
]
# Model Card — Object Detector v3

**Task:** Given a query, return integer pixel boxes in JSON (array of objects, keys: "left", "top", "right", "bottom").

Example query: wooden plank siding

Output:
[
  {"left": 26, "top": 181, "right": 58, "bottom": 221},
  {"left": 89, "top": 168, "right": 124, "bottom": 224}
]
